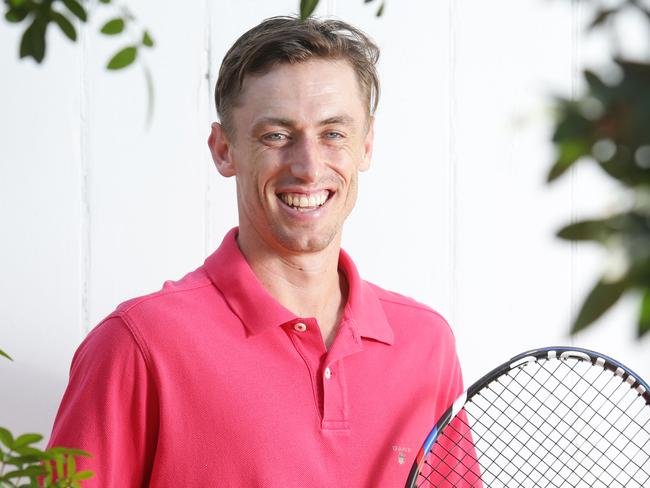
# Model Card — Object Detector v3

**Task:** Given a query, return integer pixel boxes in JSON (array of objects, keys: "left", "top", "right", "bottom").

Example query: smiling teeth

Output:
[{"left": 280, "top": 191, "right": 329, "bottom": 208}]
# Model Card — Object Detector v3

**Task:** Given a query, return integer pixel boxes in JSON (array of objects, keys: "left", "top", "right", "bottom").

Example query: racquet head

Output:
[{"left": 406, "top": 346, "right": 650, "bottom": 488}]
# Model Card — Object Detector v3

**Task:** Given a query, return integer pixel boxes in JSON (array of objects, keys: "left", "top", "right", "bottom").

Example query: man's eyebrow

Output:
[
  {"left": 252, "top": 117, "right": 295, "bottom": 130},
  {"left": 320, "top": 115, "right": 355, "bottom": 126},
  {"left": 252, "top": 115, "right": 356, "bottom": 130}
]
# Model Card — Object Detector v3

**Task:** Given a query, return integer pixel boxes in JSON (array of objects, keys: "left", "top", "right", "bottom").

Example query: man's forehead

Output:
[{"left": 237, "top": 58, "right": 364, "bottom": 103}]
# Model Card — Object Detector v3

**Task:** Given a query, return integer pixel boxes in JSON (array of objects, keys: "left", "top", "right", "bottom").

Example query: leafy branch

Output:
[
  {"left": 4, "top": 0, "right": 155, "bottom": 122},
  {"left": 0, "top": 428, "right": 93, "bottom": 488},
  {"left": 0, "top": 352, "right": 94, "bottom": 487},
  {"left": 549, "top": 0, "right": 650, "bottom": 337},
  {"left": 299, "top": 0, "right": 385, "bottom": 20}
]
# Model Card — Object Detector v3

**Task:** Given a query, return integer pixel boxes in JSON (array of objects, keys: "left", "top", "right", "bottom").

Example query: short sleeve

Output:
[{"left": 48, "top": 315, "right": 159, "bottom": 487}]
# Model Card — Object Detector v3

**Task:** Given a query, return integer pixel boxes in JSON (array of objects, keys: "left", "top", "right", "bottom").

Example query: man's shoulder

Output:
[
  {"left": 114, "top": 266, "right": 215, "bottom": 317},
  {"left": 365, "top": 281, "right": 452, "bottom": 331}
]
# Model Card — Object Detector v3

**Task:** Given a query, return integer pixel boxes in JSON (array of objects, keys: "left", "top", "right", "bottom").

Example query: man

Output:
[{"left": 49, "top": 16, "right": 467, "bottom": 487}]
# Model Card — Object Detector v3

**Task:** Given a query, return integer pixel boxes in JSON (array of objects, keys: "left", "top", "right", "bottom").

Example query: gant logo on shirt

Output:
[{"left": 391, "top": 445, "right": 411, "bottom": 465}]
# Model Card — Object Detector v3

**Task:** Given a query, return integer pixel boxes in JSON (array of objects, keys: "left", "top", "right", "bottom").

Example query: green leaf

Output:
[
  {"left": 556, "top": 219, "right": 609, "bottom": 242},
  {"left": 639, "top": 288, "right": 650, "bottom": 338},
  {"left": 54, "top": 453, "right": 64, "bottom": 480},
  {"left": 5, "top": 7, "right": 30, "bottom": 23},
  {"left": 547, "top": 140, "right": 590, "bottom": 182},
  {"left": 106, "top": 46, "right": 137, "bottom": 70},
  {"left": 0, "top": 427, "right": 15, "bottom": 449},
  {"left": 67, "top": 453, "right": 77, "bottom": 474},
  {"left": 100, "top": 18, "right": 124, "bottom": 35},
  {"left": 0, "top": 349, "right": 13, "bottom": 361},
  {"left": 3, "top": 465, "right": 47, "bottom": 479},
  {"left": 588, "top": 8, "right": 617, "bottom": 30},
  {"left": 98, "top": 0, "right": 111, "bottom": 3},
  {"left": 300, "top": 0, "right": 319, "bottom": 20},
  {"left": 376, "top": 1, "right": 385, "bottom": 16},
  {"left": 52, "top": 12, "right": 77, "bottom": 41},
  {"left": 61, "top": 0, "right": 87, "bottom": 22},
  {"left": 19, "top": 16, "right": 48, "bottom": 63},
  {"left": 72, "top": 470, "right": 94, "bottom": 481},
  {"left": 13, "top": 434, "right": 43, "bottom": 449},
  {"left": 142, "top": 30, "right": 154, "bottom": 47},
  {"left": 46, "top": 447, "right": 91, "bottom": 458},
  {"left": 571, "top": 278, "right": 629, "bottom": 334}
]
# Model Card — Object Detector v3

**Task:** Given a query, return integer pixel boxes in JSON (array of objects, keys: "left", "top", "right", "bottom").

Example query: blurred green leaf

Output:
[
  {"left": 547, "top": 140, "right": 590, "bottom": 182},
  {"left": 376, "top": 1, "right": 385, "bottom": 16},
  {"left": 54, "top": 452, "right": 64, "bottom": 480},
  {"left": 61, "top": 0, "right": 86, "bottom": 22},
  {"left": 639, "top": 287, "right": 650, "bottom": 337},
  {"left": 100, "top": 17, "right": 124, "bottom": 35},
  {"left": 73, "top": 470, "right": 94, "bottom": 480},
  {"left": 5, "top": 6, "right": 30, "bottom": 23},
  {"left": 0, "top": 427, "right": 15, "bottom": 449},
  {"left": 142, "top": 30, "right": 154, "bottom": 47},
  {"left": 3, "top": 465, "right": 47, "bottom": 479},
  {"left": 557, "top": 219, "right": 609, "bottom": 242},
  {"left": 19, "top": 15, "right": 48, "bottom": 63},
  {"left": 13, "top": 434, "right": 43, "bottom": 449},
  {"left": 52, "top": 12, "right": 76, "bottom": 41},
  {"left": 572, "top": 277, "right": 629, "bottom": 334},
  {"left": 66, "top": 453, "right": 77, "bottom": 481},
  {"left": 0, "top": 348, "right": 13, "bottom": 361},
  {"left": 107, "top": 46, "right": 137, "bottom": 70},
  {"left": 300, "top": 0, "right": 319, "bottom": 20},
  {"left": 588, "top": 8, "right": 618, "bottom": 30}
]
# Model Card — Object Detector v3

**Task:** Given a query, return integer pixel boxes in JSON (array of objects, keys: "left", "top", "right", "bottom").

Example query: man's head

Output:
[
  {"left": 208, "top": 16, "right": 380, "bottom": 257},
  {"left": 215, "top": 16, "right": 380, "bottom": 137}
]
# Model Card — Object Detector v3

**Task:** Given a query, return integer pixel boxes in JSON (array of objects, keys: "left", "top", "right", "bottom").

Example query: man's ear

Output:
[
  {"left": 207, "top": 122, "right": 236, "bottom": 177},
  {"left": 360, "top": 116, "right": 374, "bottom": 172}
]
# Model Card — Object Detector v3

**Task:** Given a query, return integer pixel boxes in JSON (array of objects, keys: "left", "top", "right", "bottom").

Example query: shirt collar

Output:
[{"left": 203, "top": 228, "right": 393, "bottom": 345}]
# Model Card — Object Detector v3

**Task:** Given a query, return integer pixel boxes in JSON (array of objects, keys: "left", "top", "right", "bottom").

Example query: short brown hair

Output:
[{"left": 215, "top": 16, "right": 380, "bottom": 133}]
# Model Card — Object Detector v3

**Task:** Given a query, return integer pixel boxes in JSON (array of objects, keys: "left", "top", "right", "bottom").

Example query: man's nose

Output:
[{"left": 289, "top": 137, "right": 323, "bottom": 182}]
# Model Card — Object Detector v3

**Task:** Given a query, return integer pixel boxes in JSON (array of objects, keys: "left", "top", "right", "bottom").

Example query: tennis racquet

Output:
[{"left": 405, "top": 346, "right": 650, "bottom": 487}]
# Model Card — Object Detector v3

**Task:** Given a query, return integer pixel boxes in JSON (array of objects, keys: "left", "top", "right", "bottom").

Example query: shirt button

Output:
[
  {"left": 324, "top": 367, "right": 332, "bottom": 379},
  {"left": 293, "top": 322, "right": 307, "bottom": 332}
]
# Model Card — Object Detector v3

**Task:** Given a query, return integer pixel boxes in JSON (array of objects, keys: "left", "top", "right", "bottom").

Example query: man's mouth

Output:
[{"left": 278, "top": 190, "right": 331, "bottom": 212}]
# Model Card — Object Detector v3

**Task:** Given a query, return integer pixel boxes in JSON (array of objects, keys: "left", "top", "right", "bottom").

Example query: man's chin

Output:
[{"left": 273, "top": 229, "right": 339, "bottom": 255}]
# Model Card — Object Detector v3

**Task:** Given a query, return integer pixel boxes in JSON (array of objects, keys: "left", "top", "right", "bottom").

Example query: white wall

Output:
[{"left": 1, "top": 0, "right": 648, "bottom": 440}]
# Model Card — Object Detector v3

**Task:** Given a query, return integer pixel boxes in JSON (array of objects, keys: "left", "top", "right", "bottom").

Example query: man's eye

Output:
[
  {"left": 263, "top": 133, "right": 287, "bottom": 142},
  {"left": 324, "top": 131, "right": 344, "bottom": 140}
]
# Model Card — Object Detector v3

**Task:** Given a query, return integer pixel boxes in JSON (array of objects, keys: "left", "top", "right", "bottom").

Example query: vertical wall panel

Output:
[
  {"left": 84, "top": 0, "right": 211, "bottom": 326},
  {"left": 450, "top": 0, "right": 578, "bottom": 384},
  {"left": 0, "top": 25, "right": 83, "bottom": 436},
  {"left": 338, "top": 1, "right": 454, "bottom": 321},
  {"left": 1, "top": 0, "right": 648, "bottom": 446}
]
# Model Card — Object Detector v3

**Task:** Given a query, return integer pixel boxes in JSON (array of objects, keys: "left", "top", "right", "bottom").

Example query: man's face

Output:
[{"left": 209, "top": 58, "right": 374, "bottom": 256}]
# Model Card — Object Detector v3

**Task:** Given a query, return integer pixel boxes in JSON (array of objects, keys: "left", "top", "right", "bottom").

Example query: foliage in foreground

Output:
[
  {"left": 549, "top": 0, "right": 650, "bottom": 337},
  {"left": 0, "top": 354, "right": 94, "bottom": 487},
  {"left": 0, "top": 429, "right": 93, "bottom": 488}
]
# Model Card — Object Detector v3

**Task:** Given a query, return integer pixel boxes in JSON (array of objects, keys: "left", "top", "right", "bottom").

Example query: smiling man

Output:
[{"left": 48, "top": 16, "right": 467, "bottom": 487}]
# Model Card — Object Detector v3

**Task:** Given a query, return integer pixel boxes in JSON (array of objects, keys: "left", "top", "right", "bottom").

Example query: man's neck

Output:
[{"left": 237, "top": 230, "right": 347, "bottom": 349}]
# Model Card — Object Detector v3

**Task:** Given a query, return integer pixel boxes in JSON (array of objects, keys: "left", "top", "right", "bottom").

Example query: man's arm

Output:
[{"left": 48, "top": 315, "right": 159, "bottom": 487}]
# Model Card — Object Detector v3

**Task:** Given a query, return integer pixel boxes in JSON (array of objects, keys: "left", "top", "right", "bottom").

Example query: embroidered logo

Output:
[{"left": 392, "top": 445, "right": 411, "bottom": 465}]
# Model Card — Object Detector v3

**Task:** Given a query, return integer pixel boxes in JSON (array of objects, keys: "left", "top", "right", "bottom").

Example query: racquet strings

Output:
[{"left": 417, "top": 356, "right": 650, "bottom": 487}]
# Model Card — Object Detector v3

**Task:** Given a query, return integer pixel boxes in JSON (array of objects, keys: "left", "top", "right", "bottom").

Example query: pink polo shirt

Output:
[{"left": 49, "top": 228, "right": 465, "bottom": 487}]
